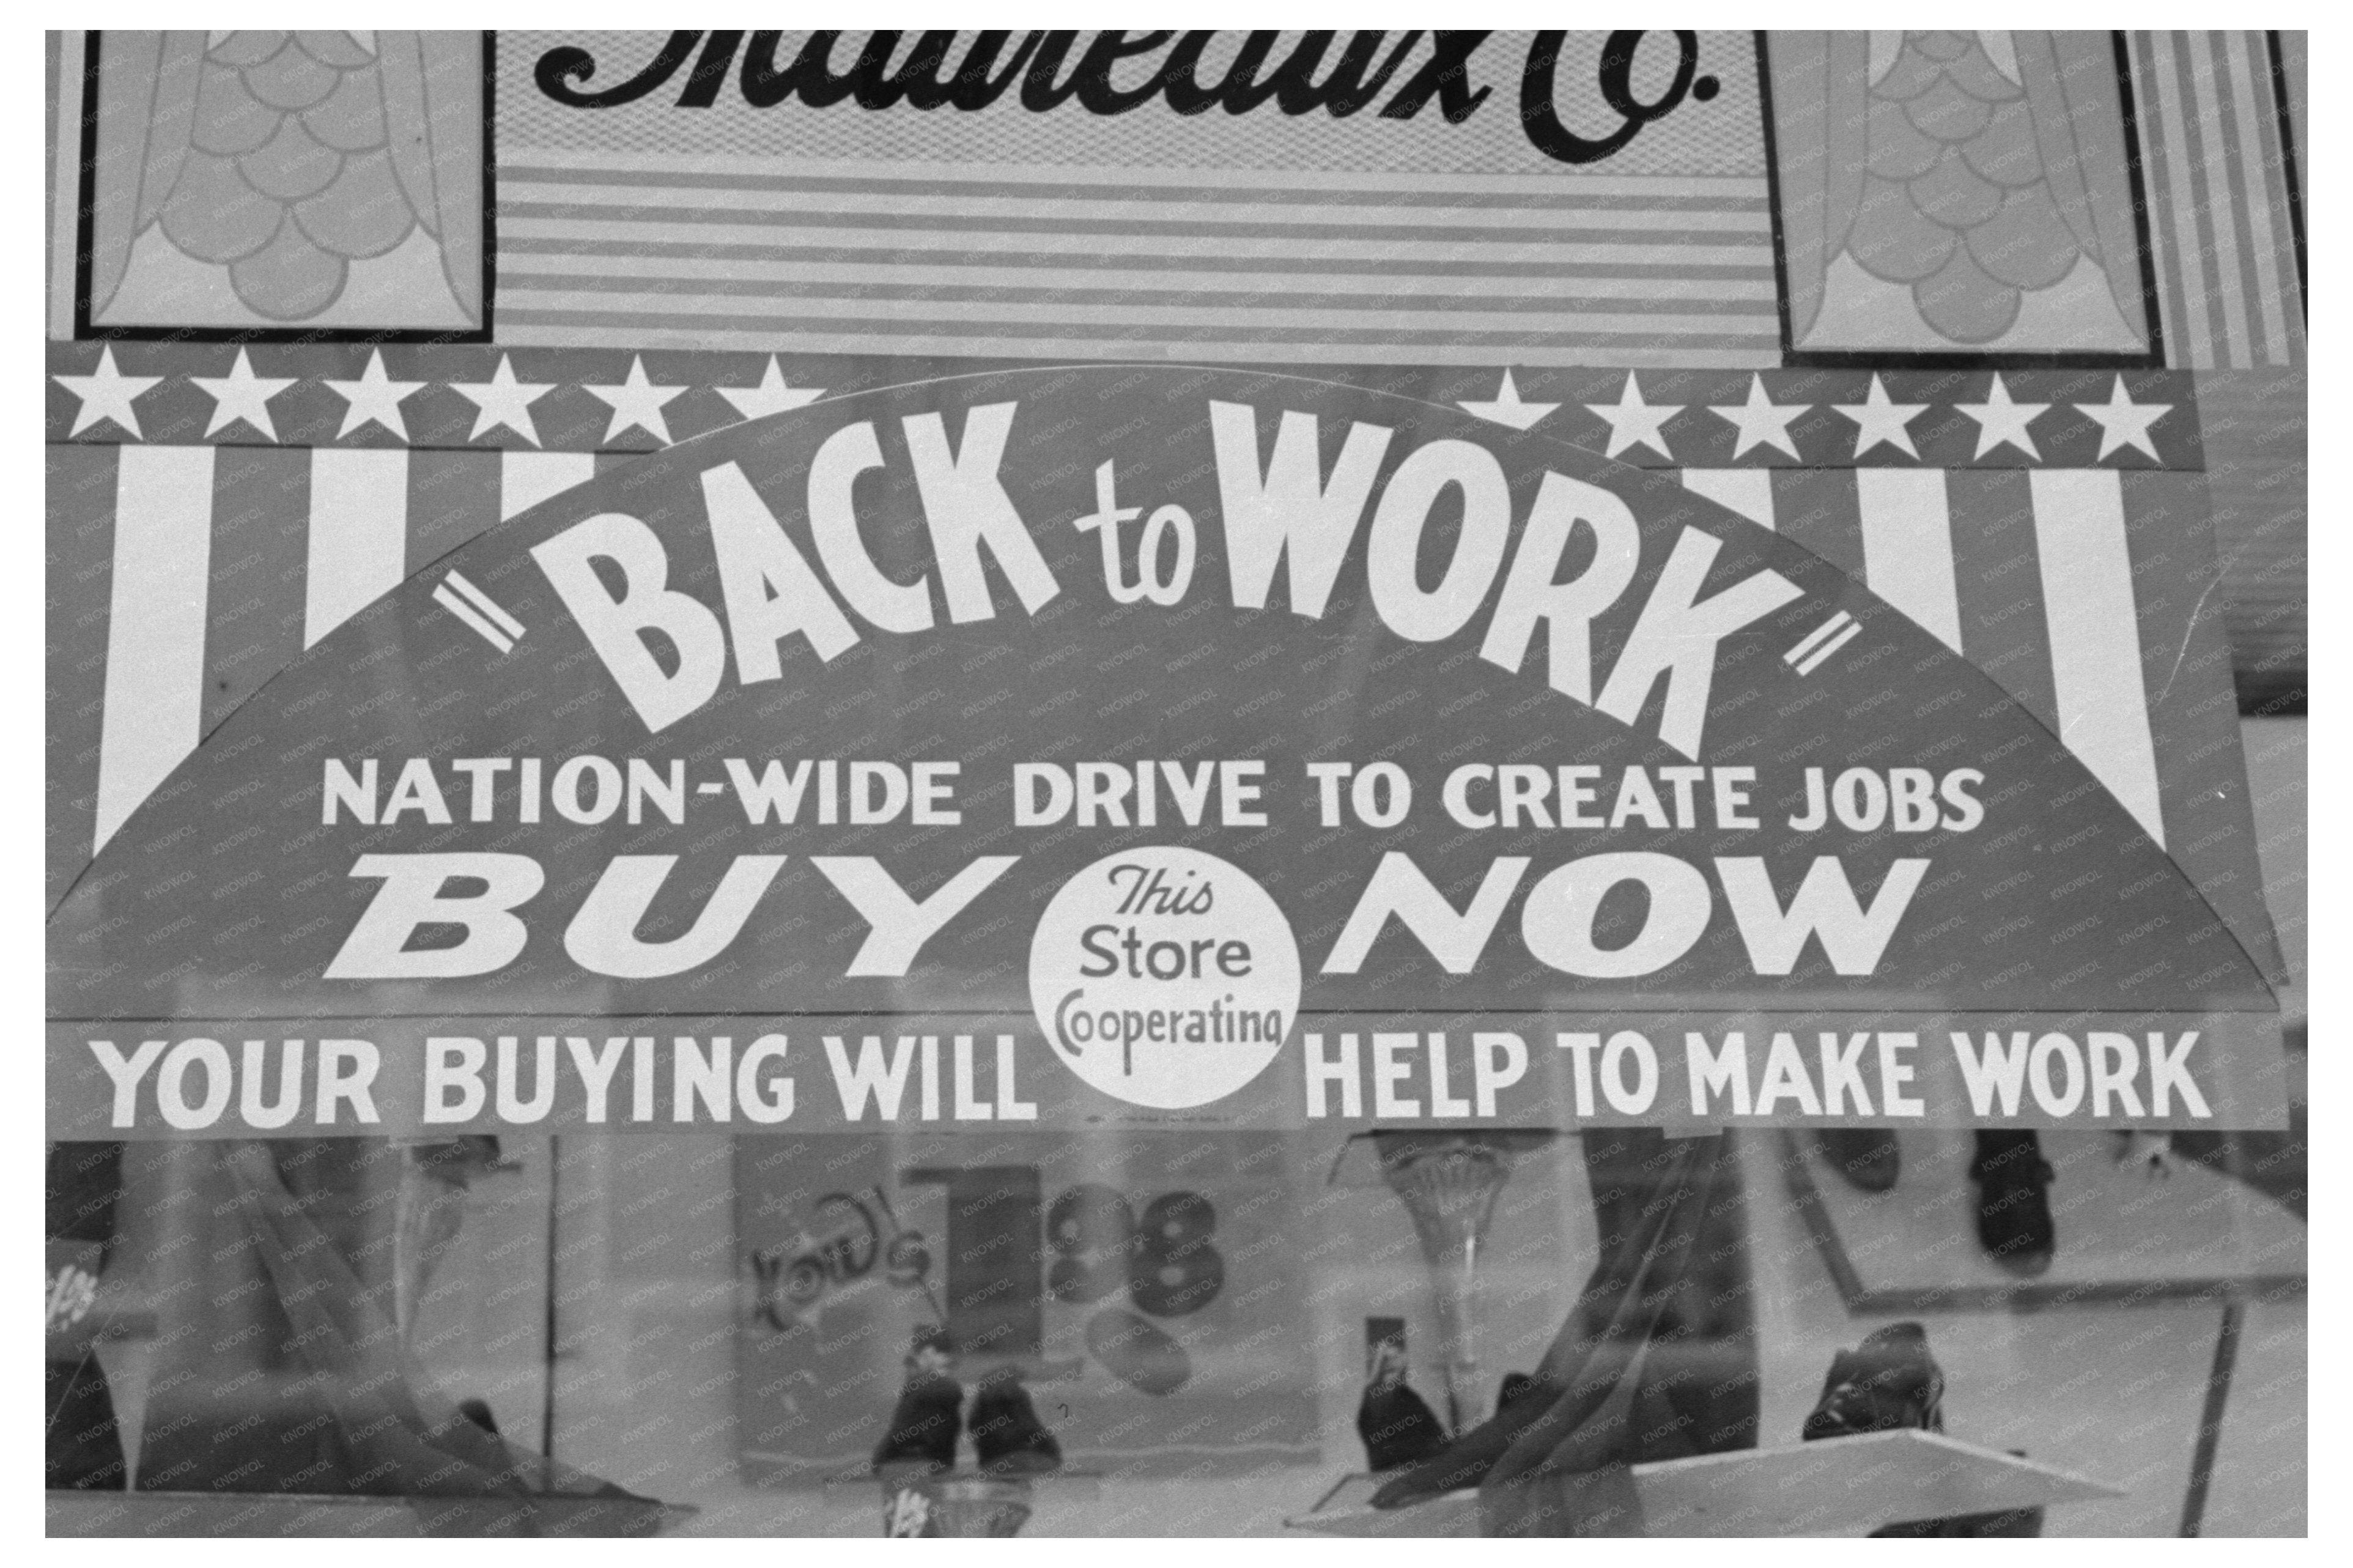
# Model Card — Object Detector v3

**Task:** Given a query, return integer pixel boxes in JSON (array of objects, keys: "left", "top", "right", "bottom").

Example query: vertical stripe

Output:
[
  {"left": 2030, "top": 470, "right": 2165, "bottom": 846},
  {"left": 2185, "top": 35, "right": 2255, "bottom": 368},
  {"left": 1769, "top": 469, "right": 1864, "bottom": 578},
  {"left": 48, "top": 32, "right": 85, "bottom": 341},
  {"left": 500, "top": 450, "right": 596, "bottom": 520},
  {"left": 2199, "top": 34, "right": 2261, "bottom": 364},
  {"left": 1855, "top": 469, "right": 1962, "bottom": 653},
  {"left": 2273, "top": 30, "right": 2307, "bottom": 313},
  {"left": 95, "top": 445, "right": 214, "bottom": 852},
  {"left": 2170, "top": 34, "right": 2231, "bottom": 367},
  {"left": 305, "top": 448, "right": 410, "bottom": 648},
  {"left": 2130, "top": 36, "right": 2190, "bottom": 369},
  {"left": 1681, "top": 468, "right": 1776, "bottom": 530},
  {"left": 2257, "top": 45, "right": 2306, "bottom": 352},
  {"left": 2119, "top": 470, "right": 2285, "bottom": 985},
  {"left": 2222, "top": 31, "right": 2293, "bottom": 364},
  {"left": 1945, "top": 469, "right": 2056, "bottom": 732},
  {"left": 201, "top": 447, "right": 310, "bottom": 736},
  {"left": 2129, "top": 37, "right": 2188, "bottom": 369},
  {"left": 2208, "top": 34, "right": 2276, "bottom": 366},
  {"left": 47, "top": 444, "right": 117, "bottom": 905},
  {"left": 2148, "top": 34, "right": 2216, "bottom": 369},
  {"left": 411, "top": 449, "right": 504, "bottom": 569},
  {"left": 2276, "top": 29, "right": 2307, "bottom": 127}
]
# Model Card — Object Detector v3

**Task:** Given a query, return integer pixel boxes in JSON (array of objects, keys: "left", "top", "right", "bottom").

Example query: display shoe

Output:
[
  {"left": 1358, "top": 1377, "right": 1449, "bottom": 1473},
  {"left": 967, "top": 1370, "right": 1063, "bottom": 1476},
  {"left": 872, "top": 1367, "right": 964, "bottom": 1475},
  {"left": 1814, "top": 1128, "right": 1901, "bottom": 1193},
  {"left": 1800, "top": 1322, "right": 1946, "bottom": 1441},
  {"left": 1969, "top": 1131, "right": 2057, "bottom": 1276}
]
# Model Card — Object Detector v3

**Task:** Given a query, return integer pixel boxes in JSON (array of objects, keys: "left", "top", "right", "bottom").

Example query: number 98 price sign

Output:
[{"left": 736, "top": 1131, "right": 1316, "bottom": 1481}]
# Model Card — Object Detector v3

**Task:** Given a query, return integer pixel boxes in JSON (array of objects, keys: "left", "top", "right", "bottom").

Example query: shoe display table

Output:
[
  {"left": 1284, "top": 1430, "right": 2121, "bottom": 1537},
  {"left": 1782, "top": 1129, "right": 2307, "bottom": 1310}
]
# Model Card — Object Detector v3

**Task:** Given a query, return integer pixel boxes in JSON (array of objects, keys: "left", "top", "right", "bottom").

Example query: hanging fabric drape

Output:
[
  {"left": 1372, "top": 1129, "right": 1759, "bottom": 1536},
  {"left": 131, "top": 1138, "right": 650, "bottom": 1530}
]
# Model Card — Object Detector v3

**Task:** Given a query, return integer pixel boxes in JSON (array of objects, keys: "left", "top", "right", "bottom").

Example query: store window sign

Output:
[
  {"left": 1030, "top": 845, "right": 1303, "bottom": 1110},
  {"left": 531, "top": 30, "right": 1717, "bottom": 169},
  {"left": 479, "top": 29, "right": 1781, "bottom": 366},
  {"left": 735, "top": 1130, "right": 1317, "bottom": 1483},
  {"left": 45, "top": 368, "right": 2280, "bottom": 1138}
]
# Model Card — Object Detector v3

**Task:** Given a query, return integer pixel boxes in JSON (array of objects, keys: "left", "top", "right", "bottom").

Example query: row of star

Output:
[
  {"left": 51, "top": 348, "right": 824, "bottom": 447},
  {"left": 56, "top": 349, "right": 2174, "bottom": 464},
  {"left": 1460, "top": 370, "right": 2174, "bottom": 462}
]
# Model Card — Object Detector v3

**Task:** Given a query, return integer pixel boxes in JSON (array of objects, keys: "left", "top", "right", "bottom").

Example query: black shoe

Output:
[
  {"left": 967, "top": 1371, "right": 1062, "bottom": 1476},
  {"left": 1358, "top": 1378, "right": 1449, "bottom": 1473},
  {"left": 873, "top": 1369, "right": 963, "bottom": 1475},
  {"left": 1970, "top": 1131, "right": 2056, "bottom": 1276},
  {"left": 1801, "top": 1322, "right": 1945, "bottom": 1441},
  {"left": 1815, "top": 1128, "right": 1901, "bottom": 1193}
]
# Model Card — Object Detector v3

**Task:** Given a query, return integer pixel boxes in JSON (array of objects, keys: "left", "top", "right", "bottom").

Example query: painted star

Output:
[
  {"left": 323, "top": 350, "right": 426, "bottom": 442},
  {"left": 1955, "top": 373, "right": 2051, "bottom": 460},
  {"left": 2073, "top": 375, "right": 2171, "bottom": 462},
  {"left": 1833, "top": 374, "right": 1928, "bottom": 459},
  {"left": 188, "top": 348, "right": 296, "bottom": 442},
  {"left": 53, "top": 347, "right": 162, "bottom": 439},
  {"left": 1708, "top": 374, "right": 1809, "bottom": 460},
  {"left": 1583, "top": 371, "right": 1682, "bottom": 460},
  {"left": 585, "top": 355, "right": 687, "bottom": 445},
  {"left": 1457, "top": 369, "right": 1559, "bottom": 432},
  {"left": 718, "top": 356, "right": 825, "bottom": 423},
  {"left": 449, "top": 355, "right": 558, "bottom": 446}
]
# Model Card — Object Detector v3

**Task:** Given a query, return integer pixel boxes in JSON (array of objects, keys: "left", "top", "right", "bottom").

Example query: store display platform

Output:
[
  {"left": 45, "top": 1490, "right": 693, "bottom": 1538},
  {"left": 1781, "top": 1130, "right": 2308, "bottom": 1311},
  {"left": 1285, "top": 1429, "right": 2121, "bottom": 1537}
]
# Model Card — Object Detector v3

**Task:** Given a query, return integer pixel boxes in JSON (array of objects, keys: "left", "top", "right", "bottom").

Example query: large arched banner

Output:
[{"left": 47, "top": 367, "right": 2283, "bottom": 1137}]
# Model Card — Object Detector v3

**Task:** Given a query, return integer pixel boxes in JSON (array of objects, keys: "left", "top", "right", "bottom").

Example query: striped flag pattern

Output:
[
  {"left": 494, "top": 152, "right": 1783, "bottom": 369},
  {"left": 48, "top": 438, "right": 2269, "bottom": 980},
  {"left": 48, "top": 445, "right": 610, "bottom": 905},
  {"left": 2130, "top": 31, "right": 2305, "bottom": 369},
  {"left": 1675, "top": 460, "right": 2267, "bottom": 969},
  {"left": 1686, "top": 466, "right": 2162, "bottom": 837}
]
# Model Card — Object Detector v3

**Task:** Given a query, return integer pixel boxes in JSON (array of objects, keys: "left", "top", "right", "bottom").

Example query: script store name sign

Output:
[{"left": 48, "top": 368, "right": 2282, "bottom": 1139}]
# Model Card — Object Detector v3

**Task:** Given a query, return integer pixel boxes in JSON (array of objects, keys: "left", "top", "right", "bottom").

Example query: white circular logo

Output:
[{"left": 1029, "top": 846, "right": 1301, "bottom": 1109}]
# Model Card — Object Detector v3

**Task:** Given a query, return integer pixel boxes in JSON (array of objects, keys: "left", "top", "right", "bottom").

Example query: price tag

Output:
[{"left": 736, "top": 1133, "right": 1316, "bottom": 1480}]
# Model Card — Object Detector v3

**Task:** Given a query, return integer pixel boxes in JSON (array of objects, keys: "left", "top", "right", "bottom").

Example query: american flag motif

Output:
[
  {"left": 2130, "top": 31, "right": 2305, "bottom": 370},
  {"left": 494, "top": 153, "right": 1782, "bottom": 369},
  {"left": 43, "top": 356, "right": 2271, "bottom": 983},
  {"left": 484, "top": 29, "right": 1783, "bottom": 369}
]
